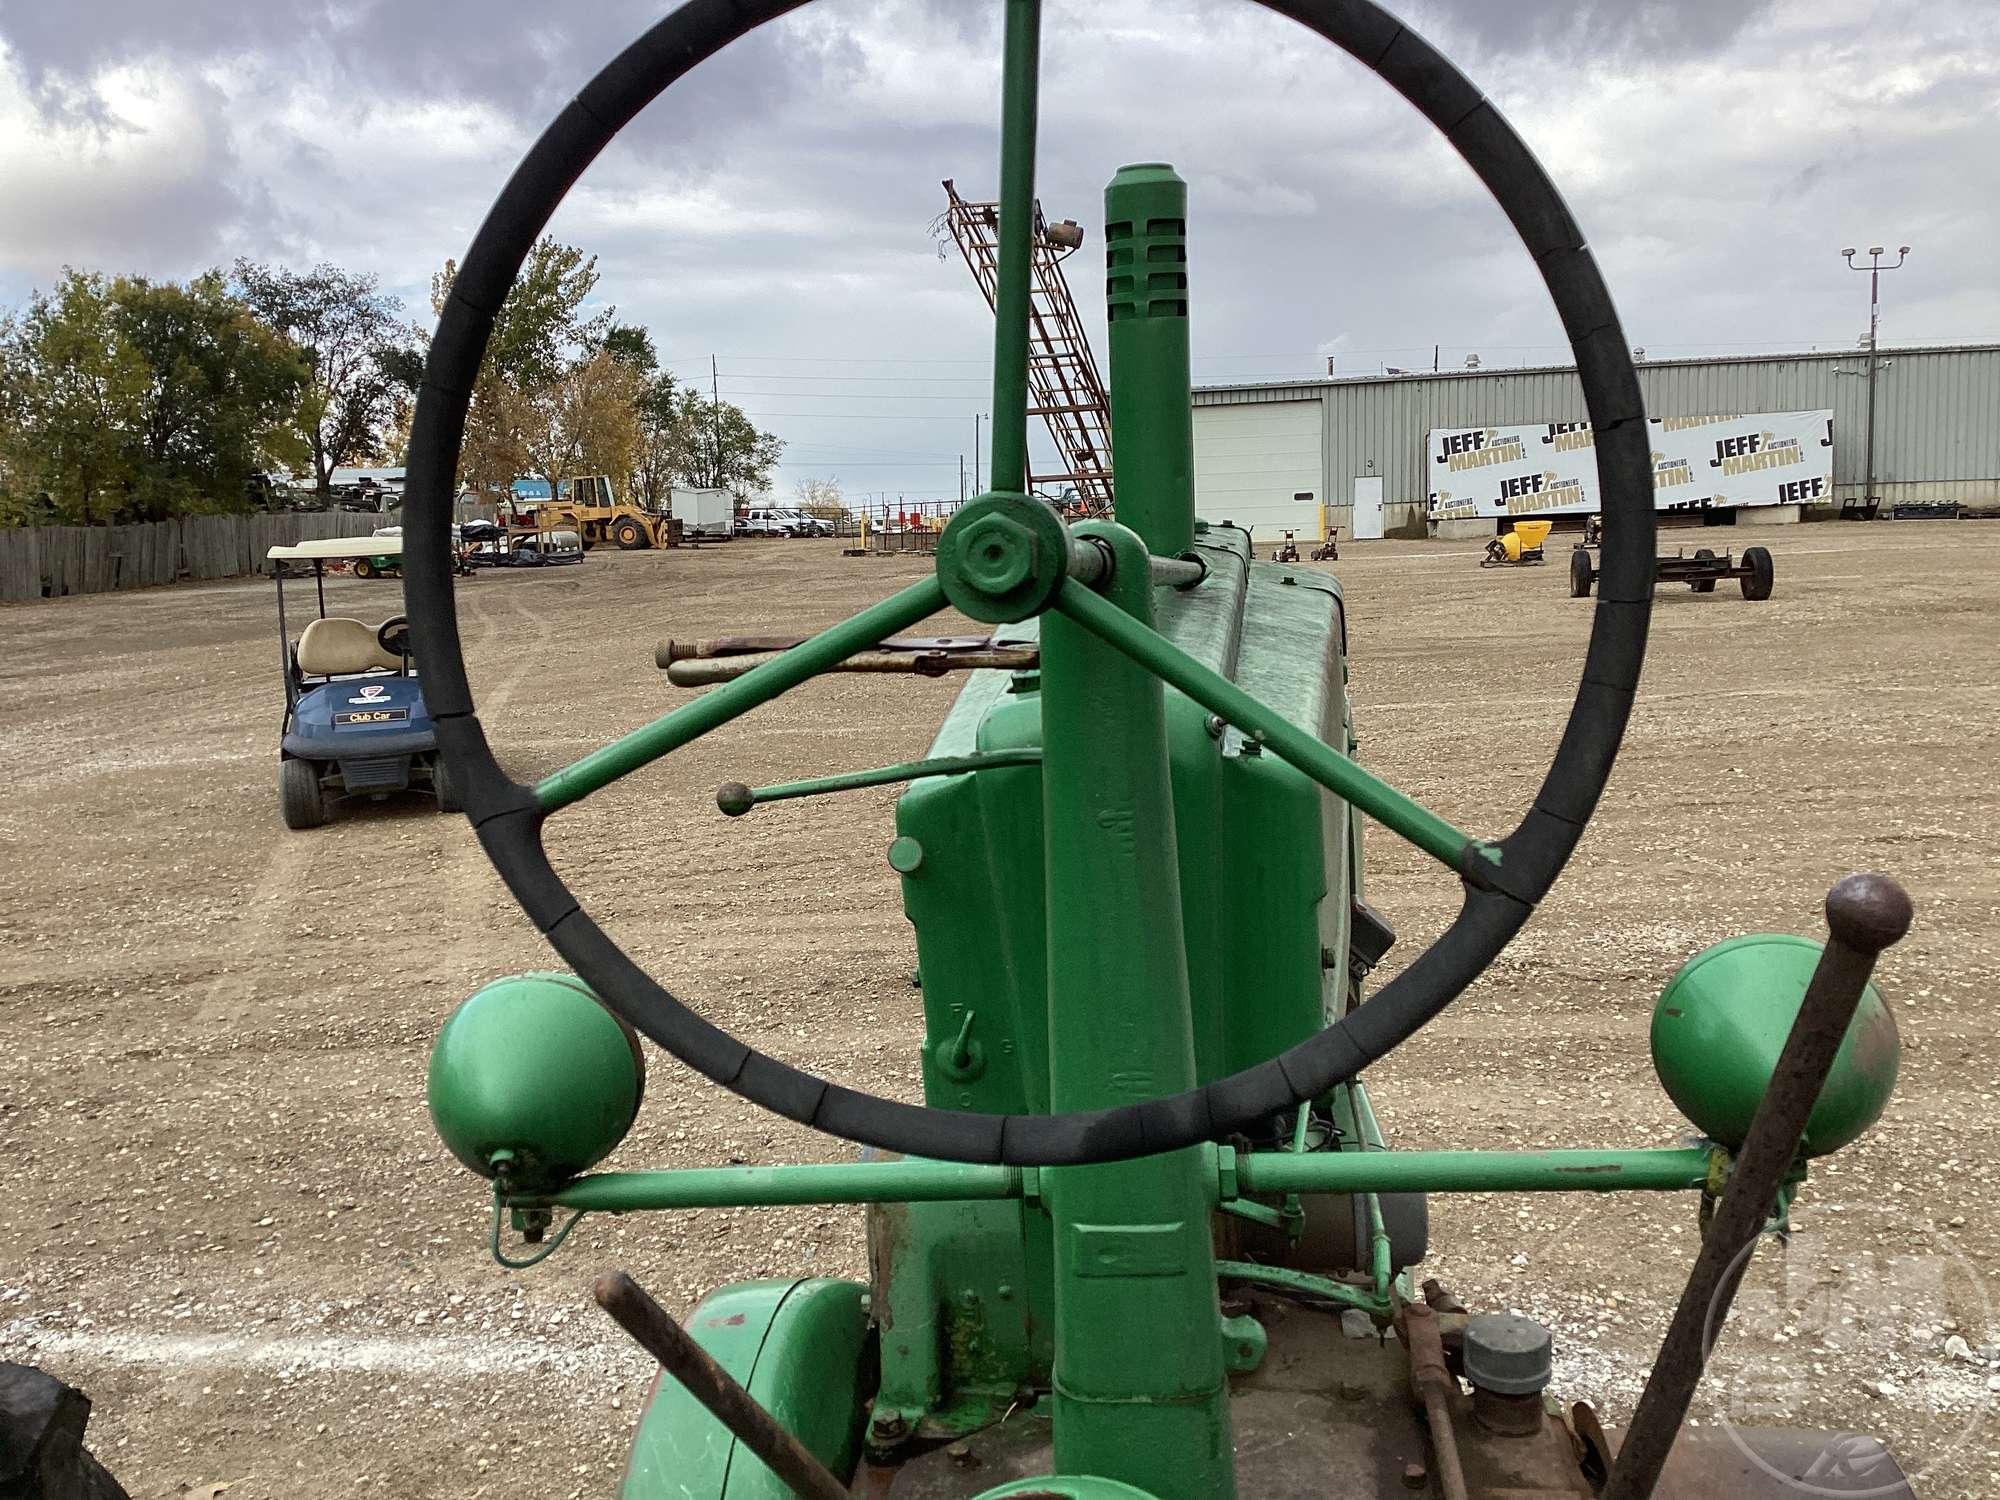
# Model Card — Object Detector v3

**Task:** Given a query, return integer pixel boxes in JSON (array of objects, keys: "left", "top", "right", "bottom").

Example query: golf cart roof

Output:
[{"left": 266, "top": 536, "right": 404, "bottom": 562}]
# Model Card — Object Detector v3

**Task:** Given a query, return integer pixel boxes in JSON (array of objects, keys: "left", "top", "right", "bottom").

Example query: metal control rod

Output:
[
  {"left": 666, "top": 647, "right": 1034, "bottom": 687},
  {"left": 1602, "top": 873, "right": 1913, "bottom": 1500},
  {"left": 1065, "top": 535, "right": 1207, "bottom": 591},
  {"left": 593, "top": 1270, "right": 850, "bottom": 1500}
]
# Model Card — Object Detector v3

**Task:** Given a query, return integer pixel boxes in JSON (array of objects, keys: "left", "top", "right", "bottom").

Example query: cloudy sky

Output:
[{"left": 3, "top": 0, "right": 1996, "bottom": 503}]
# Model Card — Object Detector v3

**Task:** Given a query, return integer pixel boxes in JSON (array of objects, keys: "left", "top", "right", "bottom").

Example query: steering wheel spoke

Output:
[
  {"left": 535, "top": 575, "right": 947, "bottom": 813},
  {"left": 1054, "top": 576, "right": 1497, "bottom": 881}
]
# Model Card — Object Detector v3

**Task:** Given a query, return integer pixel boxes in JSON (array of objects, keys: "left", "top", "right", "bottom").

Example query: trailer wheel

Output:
[
  {"left": 1569, "top": 546, "right": 1593, "bottom": 598},
  {"left": 1690, "top": 547, "right": 1717, "bottom": 592},
  {"left": 1741, "top": 545, "right": 1775, "bottom": 600},
  {"left": 280, "top": 758, "right": 328, "bottom": 830},
  {"left": 613, "top": 517, "right": 646, "bottom": 549}
]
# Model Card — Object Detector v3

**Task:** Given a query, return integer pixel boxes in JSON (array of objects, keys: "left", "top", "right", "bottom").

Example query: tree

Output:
[
  {"left": 670, "top": 386, "right": 784, "bottom": 499},
  {"left": 432, "top": 237, "right": 614, "bottom": 497},
  {"left": 794, "top": 476, "right": 849, "bottom": 521},
  {"left": 517, "top": 350, "right": 644, "bottom": 500},
  {"left": 111, "top": 271, "right": 309, "bottom": 520},
  {"left": 0, "top": 269, "right": 304, "bottom": 525},
  {"left": 607, "top": 326, "right": 684, "bottom": 512},
  {"left": 434, "top": 238, "right": 610, "bottom": 389},
  {"left": 0, "top": 272, "right": 148, "bottom": 524},
  {"left": 233, "top": 260, "right": 422, "bottom": 504}
]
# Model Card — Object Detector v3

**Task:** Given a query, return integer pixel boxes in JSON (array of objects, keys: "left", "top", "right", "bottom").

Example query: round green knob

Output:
[
  {"left": 427, "top": 972, "right": 645, "bottom": 1190},
  {"left": 1650, "top": 934, "right": 1899, "bottom": 1157}
]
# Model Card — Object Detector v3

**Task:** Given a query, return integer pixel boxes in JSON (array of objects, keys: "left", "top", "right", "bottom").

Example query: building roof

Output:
[{"left": 1193, "top": 341, "right": 2000, "bottom": 397}]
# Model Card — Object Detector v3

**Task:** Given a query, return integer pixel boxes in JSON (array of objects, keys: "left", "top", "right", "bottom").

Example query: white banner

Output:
[{"left": 1426, "top": 411, "right": 1834, "bottom": 519}]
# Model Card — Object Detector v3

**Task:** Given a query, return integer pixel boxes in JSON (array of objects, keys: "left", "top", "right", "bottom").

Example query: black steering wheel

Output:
[
  {"left": 401, "top": 0, "right": 1654, "bottom": 1167},
  {"left": 377, "top": 615, "right": 413, "bottom": 660}
]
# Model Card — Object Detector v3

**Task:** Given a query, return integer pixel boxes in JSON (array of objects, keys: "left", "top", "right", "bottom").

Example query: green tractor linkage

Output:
[{"left": 400, "top": 4, "right": 1915, "bottom": 1496}]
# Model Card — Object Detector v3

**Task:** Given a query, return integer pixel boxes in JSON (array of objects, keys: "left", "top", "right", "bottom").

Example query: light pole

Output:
[{"left": 1841, "top": 245, "right": 1909, "bottom": 510}]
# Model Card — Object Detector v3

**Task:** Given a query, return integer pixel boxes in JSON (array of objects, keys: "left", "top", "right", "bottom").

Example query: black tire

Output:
[
  {"left": 432, "top": 754, "right": 461, "bottom": 814},
  {"left": 1741, "top": 544, "right": 1775, "bottom": 600},
  {"left": 1569, "top": 546, "right": 1594, "bottom": 597},
  {"left": 613, "top": 517, "right": 645, "bottom": 550},
  {"left": 354, "top": 558, "right": 377, "bottom": 580},
  {"left": 1690, "top": 547, "right": 1717, "bottom": 593},
  {"left": 280, "top": 758, "right": 328, "bottom": 830}
]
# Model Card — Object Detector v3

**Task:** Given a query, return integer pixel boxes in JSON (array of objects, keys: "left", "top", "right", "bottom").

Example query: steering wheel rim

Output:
[
  {"left": 401, "top": 0, "right": 1654, "bottom": 1167},
  {"left": 376, "top": 615, "right": 412, "bottom": 658}
]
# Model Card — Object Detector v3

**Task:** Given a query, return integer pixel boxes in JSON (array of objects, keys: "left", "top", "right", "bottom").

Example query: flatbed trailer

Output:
[{"left": 1571, "top": 541, "right": 1774, "bottom": 600}]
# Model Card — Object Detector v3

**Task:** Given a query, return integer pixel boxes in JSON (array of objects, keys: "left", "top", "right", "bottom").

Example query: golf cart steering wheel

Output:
[
  {"left": 376, "top": 616, "right": 412, "bottom": 659},
  {"left": 401, "top": 0, "right": 1655, "bottom": 1168}
]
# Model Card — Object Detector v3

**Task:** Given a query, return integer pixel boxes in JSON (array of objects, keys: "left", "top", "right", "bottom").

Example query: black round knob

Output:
[{"left": 1824, "top": 873, "right": 1913, "bottom": 954}]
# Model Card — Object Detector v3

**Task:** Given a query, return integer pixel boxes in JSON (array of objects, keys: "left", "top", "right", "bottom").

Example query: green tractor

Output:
[{"left": 399, "top": 4, "right": 1916, "bottom": 1497}]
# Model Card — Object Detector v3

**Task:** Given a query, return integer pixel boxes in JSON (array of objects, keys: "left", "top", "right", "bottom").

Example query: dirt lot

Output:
[{"left": 2, "top": 523, "right": 1996, "bottom": 1498}]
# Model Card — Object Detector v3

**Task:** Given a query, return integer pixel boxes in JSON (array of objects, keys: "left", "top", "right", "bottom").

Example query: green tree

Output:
[
  {"left": 434, "top": 237, "right": 610, "bottom": 389},
  {"left": 603, "top": 323, "right": 683, "bottom": 511},
  {"left": 232, "top": 259, "right": 422, "bottom": 504},
  {"left": 432, "top": 237, "right": 614, "bottom": 496},
  {"left": 671, "top": 385, "right": 785, "bottom": 499},
  {"left": 0, "top": 272, "right": 149, "bottom": 524},
  {"left": 111, "top": 271, "right": 309, "bottom": 520},
  {"left": 518, "top": 350, "right": 645, "bottom": 501}
]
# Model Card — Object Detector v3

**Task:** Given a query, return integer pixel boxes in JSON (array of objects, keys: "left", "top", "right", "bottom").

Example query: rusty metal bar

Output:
[
  {"left": 666, "top": 647, "right": 1036, "bottom": 687},
  {"left": 1601, "top": 873, "right": 1913, "bottom": 1500},
  {"left": 592, "top": 1270, "right": 849, "bottom": 1500},
  {"left": 1404, "top": 1302, "right": 1472, "bottom": 1500}
]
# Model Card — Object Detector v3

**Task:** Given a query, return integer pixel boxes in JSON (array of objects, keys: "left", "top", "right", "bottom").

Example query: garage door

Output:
[{"left": 1192, "top": 399, "right": 1325, "bottom": 539}]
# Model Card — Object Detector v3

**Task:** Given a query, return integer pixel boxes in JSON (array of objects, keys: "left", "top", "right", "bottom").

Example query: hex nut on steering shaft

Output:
[{"left": 936, "top": 493, "right": 1070, "bottom": 624}]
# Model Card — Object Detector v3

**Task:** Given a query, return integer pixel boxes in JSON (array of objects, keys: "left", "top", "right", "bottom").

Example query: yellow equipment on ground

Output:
[
  {"left": 1481, "top": 519, "right": 1553, "bottom": 567},
  {"left": 546, "top": 475, "right": 679, "bottom": 550}
]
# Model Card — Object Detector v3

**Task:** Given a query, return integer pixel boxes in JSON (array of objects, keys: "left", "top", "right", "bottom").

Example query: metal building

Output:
[{"left": 1190, "top": 342, "right": 2000, "bottom": 540}]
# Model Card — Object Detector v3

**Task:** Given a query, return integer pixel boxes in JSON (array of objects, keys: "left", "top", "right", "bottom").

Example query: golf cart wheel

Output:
[
  {"left": 354, "top": 558, "right": 378, "bottom": 581},
  {"left": 1741, "top": 544, "right": 1775, "bottom": 600},
  {"left": 280, "top": 758, "right": 328, "bottom": 830},
  {"left": 432, "top": 754, "right": 462, "bottom": 814},
  {"left": 613, "top": 517, "right": 646, "bottom": 550},
  {"left": 1569, "top": 546, "right": 1594, "bottom": 598},
  {"left": 1690, "top": 547, "right": 1717, "bottom": 592}
]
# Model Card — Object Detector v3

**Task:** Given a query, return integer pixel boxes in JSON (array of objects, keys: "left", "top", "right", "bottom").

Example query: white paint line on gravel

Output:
[{"left": 4, "top": 1321, "right": 649, "bottom": 1381}]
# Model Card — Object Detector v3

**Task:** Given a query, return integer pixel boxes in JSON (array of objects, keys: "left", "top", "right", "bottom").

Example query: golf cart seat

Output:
[{"left": 297, "top": 616, "right": 403, "bottom": 677}]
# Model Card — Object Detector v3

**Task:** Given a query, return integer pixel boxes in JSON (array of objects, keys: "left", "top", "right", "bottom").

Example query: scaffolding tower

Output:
[{"left": 940, "top": 179, "right": 1114, "bottom": 513}]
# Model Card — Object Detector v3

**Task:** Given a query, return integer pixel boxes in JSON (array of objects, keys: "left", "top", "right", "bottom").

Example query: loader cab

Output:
[{"left": 561, "top": 474, "right": 618, "bottom": 509}]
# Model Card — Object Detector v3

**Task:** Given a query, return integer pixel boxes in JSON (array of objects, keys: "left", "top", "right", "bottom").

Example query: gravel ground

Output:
[{"left": 0, "top": 524, "right": 1994, "bottom": 1498}]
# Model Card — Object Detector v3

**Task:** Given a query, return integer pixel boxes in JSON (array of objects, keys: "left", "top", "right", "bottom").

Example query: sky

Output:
[{"left": 2, "top": 0, "right": 1996, "bottom": 506}]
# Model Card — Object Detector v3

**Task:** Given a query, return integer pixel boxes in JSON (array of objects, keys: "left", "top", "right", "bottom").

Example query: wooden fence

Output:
[{"left": 0, "top": 512, "right": 386, "bottom": 603}]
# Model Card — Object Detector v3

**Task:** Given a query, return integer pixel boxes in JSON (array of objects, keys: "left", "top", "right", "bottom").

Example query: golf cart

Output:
[{"left": 265, "top": 536, "right": 457, "bottom": 829}]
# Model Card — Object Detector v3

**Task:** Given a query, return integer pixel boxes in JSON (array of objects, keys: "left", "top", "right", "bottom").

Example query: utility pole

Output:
[
  {"left": 973, "top": 413, "right": 983, "bottom": 494},
  {"left": 710, "top": 355, "right": 724, "bottom": 491},
  {"left": 959, "top": 453, "right": 966, "bottom": 503},
  {"left": 1841, "top": 246, "right": 1909, "bottom": 509}
]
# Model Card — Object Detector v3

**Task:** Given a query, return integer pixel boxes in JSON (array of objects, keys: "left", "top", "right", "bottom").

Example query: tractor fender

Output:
[{"left": 619, "top": 1277, "right": 873, "bottom": 1500}]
